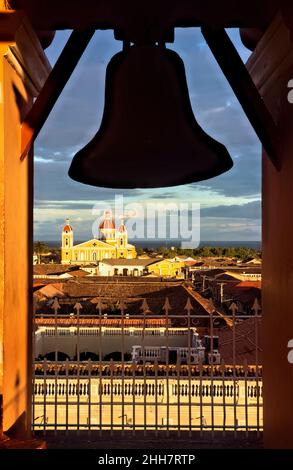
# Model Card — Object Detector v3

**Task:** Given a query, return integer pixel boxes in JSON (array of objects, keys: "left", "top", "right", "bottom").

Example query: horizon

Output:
[{"left": 34, "top": 239, "right": 261, "bottom": 249}]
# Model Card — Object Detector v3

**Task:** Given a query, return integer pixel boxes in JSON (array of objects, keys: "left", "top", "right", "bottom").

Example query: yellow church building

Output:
[{"left": 61, "top": 211, "right": 136, "bottom": 265}]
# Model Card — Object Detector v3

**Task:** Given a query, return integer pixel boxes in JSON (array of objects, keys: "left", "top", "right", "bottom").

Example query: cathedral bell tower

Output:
[
  {"left": 117, "top": 217, "right": 128, "bottom": 256},
  {"left": 61, "top": 219, "right": 73, "bottom": 264}
]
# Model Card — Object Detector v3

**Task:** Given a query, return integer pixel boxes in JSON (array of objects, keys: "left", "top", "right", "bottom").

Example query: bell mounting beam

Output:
[
  {"left": 12, "top": 0, "right": 279, "bottom": 33},
  {"left": 0, "top": 10, "right": 25, "bottom": 41},
  {"left": 20, "top": 28, "right": 95, "bottom": 160},
  {"left": 202, "top": 27, "right": 279, "bottom": 168}
]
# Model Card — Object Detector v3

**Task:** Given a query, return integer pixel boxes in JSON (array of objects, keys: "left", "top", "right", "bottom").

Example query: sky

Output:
[{"left": 34, "top": 28, "right": 261, "bottom": 244}]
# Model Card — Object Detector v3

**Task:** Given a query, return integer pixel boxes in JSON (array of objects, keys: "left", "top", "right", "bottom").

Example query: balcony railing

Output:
[{"left": 32, "top": 296, "right": 262, "bottom": 440}]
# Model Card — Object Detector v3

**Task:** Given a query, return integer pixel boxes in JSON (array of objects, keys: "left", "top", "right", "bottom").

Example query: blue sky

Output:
[{"left": 34, "top": 28, "right": 261, "bottom": 243}]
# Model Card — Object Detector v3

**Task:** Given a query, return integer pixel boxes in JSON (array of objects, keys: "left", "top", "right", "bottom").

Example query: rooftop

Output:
[
  {"left": 33, "top": 264, "right": 73, "bottom": 276},
  {"left": 221, "top": 280, "right": 261, "bottom": 306},
  {"left": 67, "top": 269, "right": 90, "bottom": 278},
  {"left": 34, "top": 279, "right": 211, "bottom": 324},
  {"left": 216, "top": 317, "right": 262, "bottom": 365}
]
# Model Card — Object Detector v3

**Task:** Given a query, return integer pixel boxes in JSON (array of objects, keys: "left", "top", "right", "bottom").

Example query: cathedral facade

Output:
[{"left": 61, "top": 211, "right": 136, "bottom": 265}]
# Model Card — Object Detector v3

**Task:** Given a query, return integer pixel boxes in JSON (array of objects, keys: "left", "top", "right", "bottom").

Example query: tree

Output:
[{"left": 34, "top": 241, "right": 48, "bottom": 264}]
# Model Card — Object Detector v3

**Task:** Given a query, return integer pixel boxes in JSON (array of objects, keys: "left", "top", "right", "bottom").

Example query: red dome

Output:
[
  {"left": 99, "top": 219, "right": 116, "bottom": 230},
  {"left": 63, "top": 220, "right": 72, "bottom": 232},
  {"left": 99, "top": 211, "right": 116, "bottom": 230}
]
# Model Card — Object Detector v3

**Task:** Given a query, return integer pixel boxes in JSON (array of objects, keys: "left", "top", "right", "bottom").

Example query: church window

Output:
[{"left": 65, "top": 238, "right": 68, "bottom": 246}]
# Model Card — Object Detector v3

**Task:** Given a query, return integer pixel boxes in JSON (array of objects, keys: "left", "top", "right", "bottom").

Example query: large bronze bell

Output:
[{"left": 69, "top": 45, "right": 233, "bottom": 188}]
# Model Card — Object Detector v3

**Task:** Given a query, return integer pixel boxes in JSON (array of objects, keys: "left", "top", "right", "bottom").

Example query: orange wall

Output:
[
  {"left": 0, "top": 9, "right": 50, "bottom": 436},
  {"left": 0, "top": 42, "right": 33, "bottom": 437}
]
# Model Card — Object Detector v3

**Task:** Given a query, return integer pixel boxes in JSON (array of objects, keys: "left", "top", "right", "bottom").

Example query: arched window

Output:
[{"left": 93, "top": 252, "right": 97, "bottom": 261}]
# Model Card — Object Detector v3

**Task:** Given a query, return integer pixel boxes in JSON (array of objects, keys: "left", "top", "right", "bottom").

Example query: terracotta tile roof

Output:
[
  {"left": 216, "top": 317, "right": 262, "bottom": 365},
  {"left": 33, "top": 281, "right": 47, "bottom": 291},
  {"left": 34, "top": 280, "right": 211, "bottom": 326},
  {"left": 68, "top": 269, "right": 90, "bottom": 277},
  {"left": 196, "top": 267, "right": 262, "bottom": 277},
  {"left": 34, "top": 283, "right": 66, "bottom": 299},
  {"left": 183, "top": 285, "right": 216, "bottom": 315},
  {"left": 234, "top": 281, "right": 261, "bottom": 288},
  {"left": 33, "top": 264, "right": 73, "bottom": 275},
  {"left": 184, "top": 260, "right": 200, "bottom": 267},
  {"left": 223, "top": 281, "right": 261, "bottom": 306}
]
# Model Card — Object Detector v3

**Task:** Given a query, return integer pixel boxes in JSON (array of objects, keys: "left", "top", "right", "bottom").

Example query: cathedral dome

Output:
[{"left": 99, "top": 210, "right": 116, "bottom": 230}]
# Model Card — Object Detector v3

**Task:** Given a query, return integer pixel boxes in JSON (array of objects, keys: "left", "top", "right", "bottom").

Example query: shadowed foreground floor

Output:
[{"left": 38, "top": 431, "right": 263, "bottom": 449}]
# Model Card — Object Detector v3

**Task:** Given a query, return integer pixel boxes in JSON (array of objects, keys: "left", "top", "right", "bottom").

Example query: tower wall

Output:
[{"left": 61, "top": 223, "right": 73, "bottom": 264}]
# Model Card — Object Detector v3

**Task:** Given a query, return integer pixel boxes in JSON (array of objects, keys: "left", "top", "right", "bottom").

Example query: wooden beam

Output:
[
  {"left": 201, "top": 27, "right": 279, "bottom": 168},
  {"left": 20, "top": 28, "right": 95, "bottom": 160},
  {"left": 13, "top": 0, "right": 278, "bottom": 33},
  {"left": 0, "top": 10, "right": 24, "bottom": 41}
]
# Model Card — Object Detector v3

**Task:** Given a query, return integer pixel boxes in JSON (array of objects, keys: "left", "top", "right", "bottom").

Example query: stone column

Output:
[{"left": 0, "top": 6, "right": 50, "bottom": 438}]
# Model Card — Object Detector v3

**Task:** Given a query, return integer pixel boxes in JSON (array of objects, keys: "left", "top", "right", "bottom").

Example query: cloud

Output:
[
  {"left": 34, "top": 156, "right": 56, "bottom": 164},
  {"left": 200, "top": 217, "right": 261, "bottom": 241},
  {"left": 147, "top": 192, "right": 177, "bottom": 200},
  {"left": 35, "top": 200, "right": 94, "bottom": 210},
  {"left": 34, "top": 160, "right": 146, "bottom": 202},
  {"left": 201, "top": 200, "right": 261, "bottom": 219},
  {"left": 36, "top": 31, "right": 121, "bottom": 158}
]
